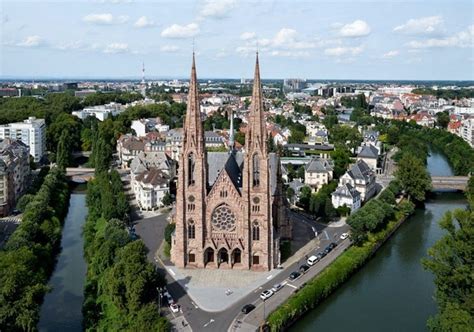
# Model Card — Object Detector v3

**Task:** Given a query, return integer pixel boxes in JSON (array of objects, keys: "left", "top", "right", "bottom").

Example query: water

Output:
[
  {"left": 37, "top": 194, "right": 88, "bottom": 332},
  {"left": 290, "top": 151, "right": 467, "bottom": 332}
]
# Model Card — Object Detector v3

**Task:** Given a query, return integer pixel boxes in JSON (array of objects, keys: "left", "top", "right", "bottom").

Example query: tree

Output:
[
  {"left": 298, "top": 186, "right": 312, "bottom": 210},
  {"left": 162, "top": 192, "right": 172, "bottom": 206},
  {"left": 286, "top": 187, "right": 295, "bottom": 204},
  {"left": 395, "top": 154, "right": 432, "bottom": 202},
  {"left": 56, "top": 130, "right": 71, "bottom": 169},
  {"left": 435, "top": 111, "right": 450, "bottom": 129},
  {"left": 422, "top": 208, "right": 474, "bottom": 332}
]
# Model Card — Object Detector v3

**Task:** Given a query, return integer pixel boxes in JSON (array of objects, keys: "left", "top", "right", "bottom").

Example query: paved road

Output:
[{"left": 135, "top": 211, "right": 350, "bottom": 332}]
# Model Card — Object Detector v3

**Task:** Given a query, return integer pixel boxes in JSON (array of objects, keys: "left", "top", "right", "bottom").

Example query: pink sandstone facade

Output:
[{"left": 171, "top": 54, "right": 291, "bottom": 271}]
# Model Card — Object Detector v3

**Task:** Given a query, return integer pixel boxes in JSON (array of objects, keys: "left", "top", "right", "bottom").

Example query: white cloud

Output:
[
  {"left": 103, "top": 43, "right": 129, "bottom": 53},
  {"left": 394, "top": 16, "right": 443, "bottom": 34},
  {"left": 240, "top": 32, "right": 256, "bottom": 40},
  {"left": 324, "top": 45, "right": 364, "bottom": 56},
  {"left": 161, "top": 23, "right": 200, "bottom": 39},
  {"left": 134, "top": 16, "right": 155, "bottom": 28},
  {"left": 407, "top": 25, "right": 474, "bottom": 49},
  {"left": 16, "top": 35, "right": 44, "bottom": 47},
  {"left": 339, "top": 20, "right": 371, "bottom": 37},
  {"left": 270, "top": 50, "right": 310, "bottom": 58},
  {"left": 200, "top": 0, "right": 237, "bottom": 19},
  {"left": 160, "top": 45, "right": 179, "bottom": 53},
  {"left": 382, "top": 50, "right": 399, "bottom": 58},
  {"left": 83, "top": 13, "right": 129, "bottom": 25},
  {"left": 56, "top": 41, "right": 87, "bottom": 51}
]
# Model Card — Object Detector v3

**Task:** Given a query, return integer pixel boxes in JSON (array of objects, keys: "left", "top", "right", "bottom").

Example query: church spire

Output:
[
  {"left": 183, "top": 52, "right": 204, "bottom": 153},
  {"left": 246, "top": 52, "right": 267, "bottom": 154}
]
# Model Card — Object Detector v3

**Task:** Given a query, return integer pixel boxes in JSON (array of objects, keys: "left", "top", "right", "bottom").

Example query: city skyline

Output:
[{"left": 1, "top": 0, "right": 473, "bottom": 80}]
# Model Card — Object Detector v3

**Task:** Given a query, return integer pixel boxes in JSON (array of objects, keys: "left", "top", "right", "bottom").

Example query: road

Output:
[{"left": 135, "top": 211, "right": 350, "bottom": 332}]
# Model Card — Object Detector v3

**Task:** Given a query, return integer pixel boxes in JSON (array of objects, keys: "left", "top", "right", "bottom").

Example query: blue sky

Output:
[{"left": 1, "top": 0, "right": 473, "bottom": 80}]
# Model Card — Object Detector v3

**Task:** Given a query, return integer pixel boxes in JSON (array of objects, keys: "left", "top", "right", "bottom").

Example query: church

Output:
[{"left": 170, "top": 53, "right": 291, "bottom": 271}]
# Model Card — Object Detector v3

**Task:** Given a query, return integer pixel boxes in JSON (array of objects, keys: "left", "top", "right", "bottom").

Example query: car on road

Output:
[
  {"left": 260, "top": 289, "right": 274, "bottom": 300},
  {"left": 289, "top": 271, "right": 301, "bottom": 281},
  {"left": 316, "top": 252, "right": 325, "bottom": 259},
  {"left": 329, "top": 242, "right": 337, "bottom": 249},
  {"left": 242, "top": 304, "right": 256, "bottom": 314},
  {"left": 299, "top": 264, "right": 310, "bottom": 273},
  {"left": 340, "top": 232, "right": 349, "bottom": 240},
  {"left": 307, "top": 255, "right": 319, "bottom": 266},
  {"left": 271, "top": 283, "right": 284, "bottom": 292},
  {"left": 169, "top": 303, "right": 179, "bottom": 313},
  {"left": 324, "top": 245, "right": 332, "bottom": 254}
]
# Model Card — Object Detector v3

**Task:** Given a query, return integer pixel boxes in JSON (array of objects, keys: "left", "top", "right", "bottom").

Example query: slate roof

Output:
[
  {"left": 135, "top": 168, "right": 169, "bottom": 186},
  {"left": 332, "top": 183, "right": 360, "bottom": 199},
  {"left": 347, "top": 159, "right": 373, "bottom": 181},
  {"left": 357, "top": 145, "right": 379, "bottom": 159},
  {"left": 305, "top": 157, "right": 333, "bottom": 173}
]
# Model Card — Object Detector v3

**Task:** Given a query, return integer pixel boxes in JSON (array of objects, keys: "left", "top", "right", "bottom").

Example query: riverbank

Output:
[
  {"left": 267, "top": 197, "right": 415, "bottom": 331},
  {"left": 0, "top": 168, "right": 71, "bottom": 331}
]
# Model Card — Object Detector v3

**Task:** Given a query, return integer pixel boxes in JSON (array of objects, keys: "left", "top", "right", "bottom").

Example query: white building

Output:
[
  {"left": 356, "top": 145, "right": 379, "bottom": 171},
  {"left": 72, "top": 102, "right": 125, "bottom": 121},
  {"left": 131, "top": 118, "right": 170, "bottom": 137},
  {"left": 0, "top": 117, "right": 46, "bottom": 162},
  {"left": 460, "top": 118, "right": 474, "bottom": 148},
  {"left": 339, "top": 159, "right": 376, "bottom": 202},
  {"left": 331, "top": 183, "right": 361, "bottom": 212},
  {"left": 304, "top": 157, "right": 334, "bottom": 192}
]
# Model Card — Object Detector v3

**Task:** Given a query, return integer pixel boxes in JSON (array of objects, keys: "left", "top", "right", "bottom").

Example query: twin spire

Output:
[{"left": 183, "top": 52, "right": 266, "bottom": 154}]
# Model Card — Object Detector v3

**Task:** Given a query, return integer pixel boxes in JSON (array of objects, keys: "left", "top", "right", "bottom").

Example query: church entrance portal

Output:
[{"left": 218, "top": 248, "right": 229, "bottom": 267}]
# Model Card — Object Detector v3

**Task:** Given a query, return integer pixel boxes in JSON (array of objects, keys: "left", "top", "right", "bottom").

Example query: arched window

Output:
[
  {"left": 252, "top": 154, "right": 260, "bottom": 187},
  {"left": 188, "top": 153, "right": 195, "bottom": 186},
  {"left": 187, "top": 220, "right": 195, "bottom": 239},
  {"left": 252, "top": 221, "right": 260, "bottom": 241}
]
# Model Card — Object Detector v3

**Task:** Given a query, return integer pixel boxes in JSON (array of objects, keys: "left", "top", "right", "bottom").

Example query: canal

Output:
[
  {"left": 37, "top": 192, "right": 88, "bottom": 332},
  {"left": 291, "top": 150, "right": 467, "bottom": 332}
]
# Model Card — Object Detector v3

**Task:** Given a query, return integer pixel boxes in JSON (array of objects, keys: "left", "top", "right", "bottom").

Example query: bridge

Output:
[
  {"left": 65, "top": 167, "right": 128, "bottom": 182},
  {"left": 377, "top": 175, "right": 470, "bottom": 191}
]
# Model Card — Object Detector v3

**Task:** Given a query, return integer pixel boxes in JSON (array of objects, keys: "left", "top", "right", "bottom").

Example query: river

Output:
[
  {"left": 37, "top": 193, "right": 88, "bottom": 332},
  {"left": 290, "top": 150, "right": 467, "bottom": 332}
]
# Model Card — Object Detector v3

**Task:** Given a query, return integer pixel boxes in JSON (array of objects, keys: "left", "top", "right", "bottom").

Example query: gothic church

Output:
[{"left": 170, "top": 53, "right": 290, "bottom": 271}]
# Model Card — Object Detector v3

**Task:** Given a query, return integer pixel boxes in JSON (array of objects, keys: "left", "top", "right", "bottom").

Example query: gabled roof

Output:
[
  {"left": 305, "top": 157, "right": 333, "bottom": 173},
  {"left": 332, "top": 183, "right": 360, "bottom": 199},
  {"left": 347, "top": 159, "right": 373, "bottom": 181},
  {"left": 357, "top": 145, "right": 379, "bottom": 159}
]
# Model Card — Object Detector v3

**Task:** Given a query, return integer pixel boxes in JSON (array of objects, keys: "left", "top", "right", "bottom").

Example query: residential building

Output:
[
  {"left": 339, "top": 159, "right": 376, "bottom": 201},
  {"left": 0, "top": 139, "right": 30, "bottom": 217},
  {"left": 131, "top": 118, "right": 170, "bottom": 137},
  {"left": 0, "top": 117, "right": 46, "bottom": 162},
  {"left": 356, "top": 145, "right": 379, "bottom": 170},
  {"left": 304, "top": 157, "right": 334, "bottom": 192},
  {"left": 460, "top": 118, "right": 474, "bottom": 147},
  {"left": 72, "top": 102, "right": 125, "bottom": 121},
  {"left": 171, "top": 54, "right": 290, "bottom": 271},
  {"left": 331, "top": 183, "right": 361, "bottom": 212}
]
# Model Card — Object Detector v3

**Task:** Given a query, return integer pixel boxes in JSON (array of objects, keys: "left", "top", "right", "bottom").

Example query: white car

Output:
[
  {"left": 260, "top": 289, "right": 274, "bottom": 300},
  {"left": 307, "top": 255, "right": 319, "bottom": 266},
  {"left": 340, "top": 232, "right": 349, "bottom": 240},
  {"left": 169, "top": 303, "right": 179, "bottom": 313}
]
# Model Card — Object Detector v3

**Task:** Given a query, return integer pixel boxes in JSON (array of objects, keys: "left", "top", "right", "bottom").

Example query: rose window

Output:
[{"left": 211, "top": 205, "right": 236, "bottom": 232}]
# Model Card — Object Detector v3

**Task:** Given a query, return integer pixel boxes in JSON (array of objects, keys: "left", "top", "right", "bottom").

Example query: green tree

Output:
[
  {"left": 162, "top": 192, "right": 172, "bottom": 206},
  {"left": 395, "top": 154, "right": 432, "bottom": 202},
  {"left": 56, "top": 130, "right": 71, "bottom": 169},
  {"left": 435, "top": 111, "right": 450, "bottom": 129},
  {"left": 422, "top": 208, "right": 474, "bottom": 332}
]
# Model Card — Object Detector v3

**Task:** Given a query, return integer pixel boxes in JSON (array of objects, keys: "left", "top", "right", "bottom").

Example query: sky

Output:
[{"left": 1, "top": 0, "right": 473, "bottom": 80}]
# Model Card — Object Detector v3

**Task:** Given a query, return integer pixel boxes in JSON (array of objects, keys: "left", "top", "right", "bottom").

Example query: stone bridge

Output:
[
  {"left": 66, "top": 167, "right": 128, "bottom": 182},
  {"left": 377, "top": 175, "right": 470, "bottom": 191}
]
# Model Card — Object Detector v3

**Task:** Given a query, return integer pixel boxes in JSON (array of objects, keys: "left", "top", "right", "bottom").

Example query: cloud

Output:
[
  {"left": 382, "top": 50, "right": 399, "bottom": 58},
  {"left": 407, "top": 25, "right": 473, "bottom": 49},
  {"left": 103, "top": 43, "right": 129, "bottom": 53},
  {"left": 272, "top": 28, "right": 315, "bottom": 49},
  {"left": 324, "top": 45, "right": 364, "bottom": 56},
  {"left": 240, "top": 32, "right": 256, "bottom": 40},
  {"left": 394, "top": 16, "right": 443, "bottom": 34},
  {"left": 134, "top": 16, "right": 155, "bottom": 28},
  {"left": 339, "top": 20, "right": 371, "bottom": 37},
  {"left": 16, "top": 35, "right": 44, "bottom": 47},
  {"left": 161, "top": 23, "right": 199, "bottom": 38},
  {"left": 200, "top": 0, "right": 237, "bottom": 19},
  {"left": 83, "top": 13, "right": 129, "bottom": 25},
  {"left": 160, "top": 45, "right": 180, "bottom": 53},
  {"left": 56, "top": 41, "right": 88, "bottom": 51},
  {"left": 270, "top": 50, "right": 310, "bottom": 58}
]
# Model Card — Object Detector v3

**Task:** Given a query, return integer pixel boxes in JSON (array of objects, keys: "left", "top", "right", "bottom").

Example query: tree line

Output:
[
  {"left": 0, "top": 167, "right": 70, "bottom": 331},
  {"left": 82, "top": 170, "right": 169, "bottom": 331}
]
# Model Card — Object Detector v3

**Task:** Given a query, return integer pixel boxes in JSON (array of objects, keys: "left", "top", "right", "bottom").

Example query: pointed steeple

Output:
[
  {"left": 183, "top": 52, "right": 204, "bottom": 153},
  {"left": 246, "top": 52, "right": 267, "bottom": 154}
]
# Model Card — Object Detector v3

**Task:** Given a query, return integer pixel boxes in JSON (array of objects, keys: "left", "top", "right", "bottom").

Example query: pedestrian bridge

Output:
[
  {"left": 66, "top": 167, "right": 96, "bottom": 182},
  {"left": 431, "top": 176, "right": 470, "bottom": 191}
]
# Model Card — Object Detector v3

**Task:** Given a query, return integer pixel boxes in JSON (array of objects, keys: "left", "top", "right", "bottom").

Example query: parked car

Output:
[
  {"left": 260, "top": 289, "right": 274, "bottom": 300},
  {"left": 242, "top": 304, "right": 256, "bottom": 314},
  {"left": 299, "top": 264, "right": 310, "bottom": 273},
  {"left": 316, "top": 252, "right": 325, "bottom": 260},
  {"left": 329, "top": 242, "right": 337, "bottom": 249},
  {"left": 307, "top": 255, "right": 319, "bottom": 266},
  {"left": 169, "top": 303, "right": 179, "bottom": 313},
  {"left": 340, "top": 232, "right": 349, "bottom": 240},
  {"left": 289, "top": 271, "right": 301, "bottom": 281},
  {"left": 324, "top": 245, "right": 332, "bottom": 254},
  {"left": 271, "top": 283, "right": 284, "bottom": 292}
]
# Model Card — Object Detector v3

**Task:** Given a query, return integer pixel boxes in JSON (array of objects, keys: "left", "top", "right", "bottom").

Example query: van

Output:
[{"left": 307, "top": 255, "right": 319, "bottom": 266}]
